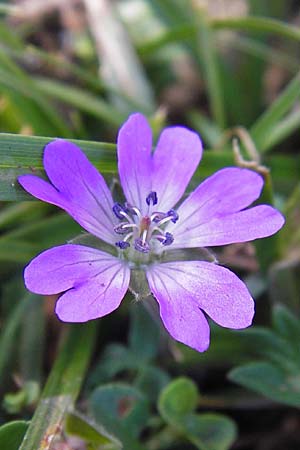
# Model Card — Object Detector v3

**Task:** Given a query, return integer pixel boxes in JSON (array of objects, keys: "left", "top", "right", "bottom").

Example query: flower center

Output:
[{"left": 112, "top": 191, "right": 178, "bottom": 254}]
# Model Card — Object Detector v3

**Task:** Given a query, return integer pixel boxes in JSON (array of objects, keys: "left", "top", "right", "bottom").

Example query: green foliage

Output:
[
  {"left": 229, "top": 305, "right": 300, "bottom": 407},
  {"left": 91, "top": 384, "right": 150, "bottom": 438},
  {"left": 158, "top": 377, "right": 199, "bottom": 421},
  {"left": 158, "top": 378, "right": 237, "bottom": 450},
  {"left": 0, "top": 2, "right": 299, "bottom": 449},
  {"left": 0, "top": 421, "right": 29, "bottom": 450},
  {"left": 65, "top": 411, "right": 121, "bottom": 449}
]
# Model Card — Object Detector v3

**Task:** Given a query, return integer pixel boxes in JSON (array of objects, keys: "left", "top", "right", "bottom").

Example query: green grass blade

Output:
[
  {"left": 0, "top": 133, "right": 116, "bottom": 201},
  {"left": 230, "top": 36, "right": 299, "bottom": 73},
  {"left": 19, "top": 322, "right": 97, "bottom": 450},
  {"left": 251, "top": 72, "right": 300, "bottom": 151},
  {"left": 139, "top": 16, "right": 300, "bottom": 57},
  {"left": 259, "top": 109, "right": 300, "bottom": 152},
  {"left": 0, "top": 67, "right": 71, "bottom": 137},
  {"left": 211, "top": 16, "right": 300, "bottom": 42},
  {"left": 0, "top": 293, "right": 32, "bottom": 387},
  {"left": 33, "top": 77, "right": 126, "bottom": 126},
  {"left": 0, "top": 132, "right": 299, "bottom": 201},
  {"left": 193, "top": 11, "right": 226, "bottom": 129}
]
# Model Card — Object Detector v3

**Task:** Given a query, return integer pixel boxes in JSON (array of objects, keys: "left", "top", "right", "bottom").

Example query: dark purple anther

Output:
[
  {"left": 167, "top": 209, "right": 179, "bottom": 223},
  {"left": 134, "top": 238, "right": 150, "bottom": 253},
  {"left": 152, "top": 212, "right": 166, "bottom": 223},
  {"left": 112, "top": 202, "right": 127, "bottom": 220},
  {"left": 162, "top": 232, "right": 174, "bottom": 246},
  {"left": 115, "top": 241, "right": 130, "bottom": 250},
  {"left": 146, "top": 191, "right": 158, "bottom": 206},
  {"left": 124, "top": 202, "right": 137, "bottom": 215},
  {"left": 114, "top": 223, "right": 128, "bottom": 235}
]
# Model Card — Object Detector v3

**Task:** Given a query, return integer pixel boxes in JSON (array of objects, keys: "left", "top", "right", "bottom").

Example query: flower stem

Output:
[{"left": 19, "top": 321, "right": 97, "bottom": 450}]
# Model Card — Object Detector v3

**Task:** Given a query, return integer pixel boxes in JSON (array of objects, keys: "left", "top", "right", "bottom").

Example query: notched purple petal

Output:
[
  {"left": 19, "top": 139, "right": 117, "bottom": 245},
  {"left": 171, "top": 204, "right": 285, "bottom": 249},
  {"left": 147, "top": 260, "right": 255, "bottom": 351},
  {"left": 152, "top": 126, "right": 203, "bottom": 211},
  {"left": 55, "top": 260, "right": 130, "bottom": 322},
  {"left": 117, "top": 113, "right": 152, "bottom": 212}
]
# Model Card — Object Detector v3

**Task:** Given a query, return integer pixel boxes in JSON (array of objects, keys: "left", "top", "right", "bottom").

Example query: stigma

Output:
[{"left": 112, "top": 192, "right": 177, "bottom": 254}]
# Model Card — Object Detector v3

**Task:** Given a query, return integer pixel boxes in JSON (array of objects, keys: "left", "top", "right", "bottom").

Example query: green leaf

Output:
[
  {"left": 158, "top": 377, "right": 198, "bottom": 423},
  {"left": 272, "top": 304, "right": 300, "bottom": 345},
  {"left": 88, "top": 343, "right": 139, "bottom": 386},
  {"left": 65, "top": 411, "right": 121, "bottom": 448},
  {"left": 135, "top": 366, "right": 170, "bottom": 403},
  {"left": 90, "top": 383, "right": 150, "bottom": 439},
  {"left": 0, "top": 421, "right": 29, "bottom": 450},
  {"left": 128, "top": 303, "right": 160, "bottom": 362},
  {"left": 182, "top": 414, "right": 237, "bottom": 450},
  {"left": 229, "top": 304, "right": 300, "bottom": 407},
  {"left": 158, "top": 378, "right": 237, "bottom": 450},
  {"left": 3, "top": 381, "right": 40, "bottom": 414},
  {"left": 90, "top": 384, "right": 148, "bottom": 450},
  {"left": 229, "top": 362, "right": 300, "bottom": 408}
]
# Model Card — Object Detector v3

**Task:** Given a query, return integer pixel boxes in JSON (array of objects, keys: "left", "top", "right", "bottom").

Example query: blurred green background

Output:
[{"left": 0, "top": 1, "right": 300, "bottom": 449}]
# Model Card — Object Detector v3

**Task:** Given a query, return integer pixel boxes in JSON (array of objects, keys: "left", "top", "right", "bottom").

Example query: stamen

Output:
[
  {"left": 134, "top": 238, "right": 150, "bottom": 253},
  {"left": 116, "top": 241, "right": 130, "bottom": 250},
  {"left": 114, "top": 223, "right": 138, "bottom": 234},
  {"left": 167, "top": 209, "right": 179, "bottom": 223},
  {"left": 112, "top": 202, "right": 127, "bottom": 220},
  {"left": 162, "top": 232, "right": 174, "bottom": 246},
  {"left": 154, "top": 232, "right": 174, "bottom": 246},
  {"left": 130, "top": 207, "right": 142, "bottom": 219},
  {"left": 151, "top": 212, "right": 166, "bottom": 223},
  {"left": 155, "top": 211, "right": 177, "bottom": 226},
  {"left": 124, "top": 202, "right": 137, "bottom": 216},
  {"left": 146, "top": 191, "right": 158, "bottom": 206}
]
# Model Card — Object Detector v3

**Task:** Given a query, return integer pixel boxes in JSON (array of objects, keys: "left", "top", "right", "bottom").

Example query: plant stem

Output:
[{"left": 19, "top": 322, "right": 97, "bottom": 450}]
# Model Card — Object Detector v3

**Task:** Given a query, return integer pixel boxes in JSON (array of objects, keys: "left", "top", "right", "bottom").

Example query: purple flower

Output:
[{"left": 18, "top": 113, "right": 284, "bottom": 352}]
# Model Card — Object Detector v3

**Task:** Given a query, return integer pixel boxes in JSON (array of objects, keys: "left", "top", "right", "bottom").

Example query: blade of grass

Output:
[
  {"left": 229, "top": 35, "right": 299, "bottom": 73},
  {"left": 0, "top": 67, "right": 71, "bottom": 137},
  {"left": 0, "top": 43, "right": 152, "bottom": 114},
  {"left": 33, "top": 77, "right": 126, "bottom": 126},
  {"left": 19, "top": 322, "right": 97, "bottom": 450},
  {"left": 139, "top": 16, "right": 300, "bottom": 57},
  {"left": 0, "top": 292, "right": 33, "bottom": 388},
  {"left": 250, "top": 72, "right": 300, "bottom": 151},
  {"left": 192, "top": 8, "right": 226, "bottom": 129},
  {"left": 0, "top": 132, "right": 298, "bottom": 201},
  {"left": 0, "top": 202, "right": 49, "bottom": 229},
  {"left": 20, "top": 297, "right": 45, "bottom": 384},
  {"left": 0, "top": 133, "right": 115, "bottom": 201},
  {"left": 211, "top": 16, "right": 300, "bottom": 42},
  {"left": 187, "top": 110, "right": 223, "bottom": 147},
  {"left": 259, "top": 108, "right": 300, "bottom": 152}
]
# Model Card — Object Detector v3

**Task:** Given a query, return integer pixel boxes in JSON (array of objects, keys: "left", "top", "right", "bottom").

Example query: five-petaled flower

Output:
[{"left": 18, "top": 113, "right": 284, "bottom": 352}]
